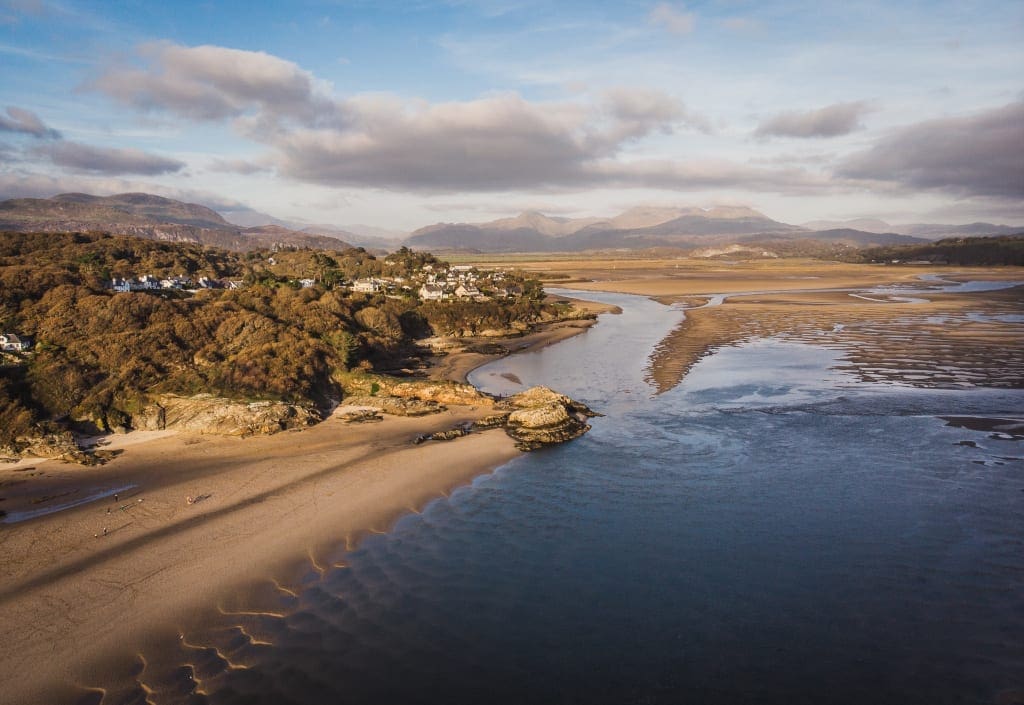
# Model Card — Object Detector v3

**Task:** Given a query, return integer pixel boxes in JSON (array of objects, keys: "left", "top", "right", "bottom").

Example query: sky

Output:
[{"left": 0, "top": 0, "right": 1022, "bottom": 232}]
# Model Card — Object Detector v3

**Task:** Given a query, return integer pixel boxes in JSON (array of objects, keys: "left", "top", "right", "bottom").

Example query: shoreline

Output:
[
  {"left": 0, "top": 291, "right": 617, "bottom": 704},
  {"left": 0, "top": 403, "right": 521, "bottom": 704}
]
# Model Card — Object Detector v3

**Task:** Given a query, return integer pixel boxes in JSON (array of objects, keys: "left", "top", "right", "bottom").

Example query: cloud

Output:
[
  {"left": 91, "top": 41, "right": 341, "bottom": 125},
  {"left": 273, "top": 93, "right": 595, "bottom": 191},
  {"left": 207, "top": 157, "right": 270, "bottom": 175},
  {"left": 0, "top": 106, "right": 61, "bottom": 138},
  {"left": 838, "top": 101, "right": 1024, "bottom": 199},
  {"left": 601, "top": 87, "right": 710, "bottom": 139},
  {"left": 648, "top": 3, "right": 695, "bottom": 35},
  {"left": 35, "top": 140, "right": 185, "bottom": 175},
  {"left": 85, "top": 41, "right": 834, "bottom": 197},
  {"left": 585, "top": 158, "right": 830, "bottom": 194},
  {"left": 754, "top": 101, "right": 871, "bottom": 139}
]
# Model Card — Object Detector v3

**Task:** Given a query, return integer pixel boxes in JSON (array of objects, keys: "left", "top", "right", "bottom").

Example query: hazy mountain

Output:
[
  {"left": 405, "top": 205, "right": 943, "bottom": 253},
  {"left": 406, "top": 222, "right": 555, "bottom": 252},
  {"left": 241, "top": 225, "right": 350, "bottom": 250},
  {"left": 335, "top": 223, "right": 407, "bottom": 241},
  {"left": 0, "top": 193, "right": 352, "bottom": 251},
  {"left": 487, "top": 211, "right": 602, "bottom": 237},
  {"left": 802, "top": 218, "right": 894, "bottom": 233},
  {"left": 2, "top": 192, "right": 231, "bottom": 230},
  {"left": 897, "top": 222, "right": 1023, "bottom": 239},
  {"left": 802, "top": 219, "right": 1022, "bottom": 239},
  {"left": 217, "top": 207, "right": 296, "bottom": 229}
]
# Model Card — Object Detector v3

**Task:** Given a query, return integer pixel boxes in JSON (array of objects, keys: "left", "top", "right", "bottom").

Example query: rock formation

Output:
[
  {"left": 135, "top": 394, "right": 320, "bottom": 436},
  {"left": 499, "top": 386, "right": 599, "bottom": 451}
]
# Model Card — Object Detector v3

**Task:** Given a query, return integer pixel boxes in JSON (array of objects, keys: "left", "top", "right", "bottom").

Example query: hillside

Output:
[
  {"left": 0, "top": 233, "right": 561, "bottom": 451},
  {"left": 849, "top": 234, "right": 1024, "bottom": 266},
  {"left": 0, "top": 193, "right": 352, "bottom": 251}
]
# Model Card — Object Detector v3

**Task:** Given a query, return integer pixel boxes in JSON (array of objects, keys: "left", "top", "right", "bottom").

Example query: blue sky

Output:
[{"left": 1, "top": 0, "right": 1022, "bottom": 230}]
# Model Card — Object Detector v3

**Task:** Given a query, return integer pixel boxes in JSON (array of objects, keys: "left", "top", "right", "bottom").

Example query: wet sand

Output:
[
  {"left": 0, "top": 407, "right": 518, "bottom": 704},
  {"left": 484, "top": 257, "right": 1022, "bottom": 394},
  {"left": 647, "top": 285, "right": 1024, "bottom": 393}
]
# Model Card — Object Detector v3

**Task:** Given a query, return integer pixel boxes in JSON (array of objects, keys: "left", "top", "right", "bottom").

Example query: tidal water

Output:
[{"left": 172, "top": 290, "right": 1022, "bottom": 705}]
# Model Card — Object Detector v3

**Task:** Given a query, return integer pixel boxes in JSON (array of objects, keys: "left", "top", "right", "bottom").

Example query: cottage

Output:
[
  {"left": 496, "top": 284, "right": 523, "bottom": 298},
  {"left": 419, "top": 283, "right": 445, "bottom": 301},
  {"left": 111, "top": 278, "right": 132, "bottom": 293},
  {"left": 298, "top": 278, "right": 316, "bottom": 288},
  {"left": 454, "top": 284, "right": 481, "bottom": 298},
  {"left": 352, "top": 278, "right": 381, "bottom": 293},
  {"left": 0, "top": 333, "right": 31, "bottom": 352}
]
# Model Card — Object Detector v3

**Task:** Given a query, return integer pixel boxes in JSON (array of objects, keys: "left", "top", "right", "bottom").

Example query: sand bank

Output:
[
  {"left": 0, "top": 406, "right": 518, "bottom": 704},
  {"left": 499, "top": 257, "right": 1022, "bottom": 393}
]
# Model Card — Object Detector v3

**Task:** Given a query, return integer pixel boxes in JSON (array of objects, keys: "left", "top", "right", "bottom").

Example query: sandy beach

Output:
[{"left": 0, "top": 407, "right": 518, "bottom": 704}]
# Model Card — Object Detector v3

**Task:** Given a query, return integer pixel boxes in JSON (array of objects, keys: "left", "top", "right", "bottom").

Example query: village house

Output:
[
  {"left": 161, "top": 275, "right": 192, "bottom": 290},
  {"left": 0, "top": 333, "right": 31, "bottom": 352},
  {"left": 137, "top": 274, "right": 161, "bottom": 290},
  {"left": 298, "top": 278, "right": 316, "bottom": 288},
  {"left": 495, "top": 284, "right": 523, "bottom": 298},
  {"left": 352, "top": 278, "right": 382, "bottom": 293},
  {"left": 454, "top": 283, "right": 482, "bottom": 299},
  {"left": 418, "top": 283, "right": 445, "bottom": 301}
]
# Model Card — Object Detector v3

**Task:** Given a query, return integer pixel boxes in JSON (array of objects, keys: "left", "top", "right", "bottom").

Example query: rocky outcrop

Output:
[
  {"left": 0, "top": 431, "right": 115, "bottom": 465},
  {"left": 337, "top": 409, "right": 383, "bottom": 423},
  {"left": 135, "top": 394, "right": 320, "bottom": 436},
  {"left": 410, "top": 386, "right": 598, "bottom": 451},
  {"left": 499, "top": 386, "right": 599, "bottom": 451},
  {"left": 341, "top": 395, "right": 444, "bottom": 417},
  {"left": 341, "top": 372, "right": 494, "bottom": 408}
]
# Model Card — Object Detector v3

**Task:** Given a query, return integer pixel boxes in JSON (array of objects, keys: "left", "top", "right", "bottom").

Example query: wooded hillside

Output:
[{"left": 0, "top": 233, "right": 557, "bottom": 445}]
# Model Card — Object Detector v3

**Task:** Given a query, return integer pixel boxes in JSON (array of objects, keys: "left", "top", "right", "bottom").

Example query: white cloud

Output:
[{"left": 91, "top": 41, "right": 342, "bottom": 126}]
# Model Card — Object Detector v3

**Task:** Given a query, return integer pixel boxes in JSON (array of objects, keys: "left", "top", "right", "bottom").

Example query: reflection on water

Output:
[{"left": 97, "top": 290, "right": 1024, "bottom": 705}]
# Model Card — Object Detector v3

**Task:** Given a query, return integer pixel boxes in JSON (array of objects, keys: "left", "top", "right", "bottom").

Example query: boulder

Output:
[{"left": 500, "top": 386, "right": 598, "bottom": 451}]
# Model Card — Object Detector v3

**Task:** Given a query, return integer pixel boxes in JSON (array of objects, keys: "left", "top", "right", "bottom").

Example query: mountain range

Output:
[
  {"left": 1, "top": 192, "right": 1020, "bottom": 254},
  {"left": 0, "top": 193, "right": 353, "bottom": 251},
  {"left": 405, "top": 206, "right": 935, "bottom": 253}
]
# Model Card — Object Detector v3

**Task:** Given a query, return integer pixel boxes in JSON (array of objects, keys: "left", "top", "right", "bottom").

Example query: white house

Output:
[
  {"left": 352, "top": 278, "right": 381, "bottom": 293},
  {"left": 418, "top": 283, "right": 445, "bottom": 301},
  {"left": 0, "top": 333, "right": 31, "bottom": 352},
  {"left": 298, "top": 278, "right": 316, "bottom": 288}
]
